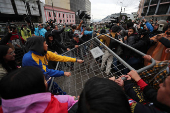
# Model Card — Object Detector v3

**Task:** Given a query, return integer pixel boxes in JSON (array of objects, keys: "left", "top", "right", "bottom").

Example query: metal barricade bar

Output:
[{"left": 49, "top": 34, "right": 156, "bottom": 95}]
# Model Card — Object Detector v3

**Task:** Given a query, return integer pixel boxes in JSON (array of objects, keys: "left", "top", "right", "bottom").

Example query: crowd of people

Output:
[{"left": 0, "top": 18, "right": 170, "bottom": 113}]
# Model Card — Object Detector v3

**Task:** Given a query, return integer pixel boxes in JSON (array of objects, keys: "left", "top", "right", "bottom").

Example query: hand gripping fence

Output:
[{"left": 49, "top": 34, "right": 156, "bottom": 96}]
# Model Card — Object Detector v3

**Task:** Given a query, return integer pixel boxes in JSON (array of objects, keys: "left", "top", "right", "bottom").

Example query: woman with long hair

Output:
[{"left": 0, "top": 45, "right": 17, "bottom": 79}]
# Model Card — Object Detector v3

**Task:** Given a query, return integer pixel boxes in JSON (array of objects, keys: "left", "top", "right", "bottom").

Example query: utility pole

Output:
[{"left": 120, "top": 2, "right": 123, "bottom": 20}]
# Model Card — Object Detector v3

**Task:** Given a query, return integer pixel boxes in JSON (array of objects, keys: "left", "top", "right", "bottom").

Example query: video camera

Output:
[
  {"left": 76, "top": 10, "right": 91, "bottom": 20},
  {"left": 46, "top": 19, "right": 56, "bottom": 28},
  {"left": 110, "top": 17, "right": 119, "bottom": 23},
  {"left": 105, "top": 17, "right": 119, "bottom": 29}
]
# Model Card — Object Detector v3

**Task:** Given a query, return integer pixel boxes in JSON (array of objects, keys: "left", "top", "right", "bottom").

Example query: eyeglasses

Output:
[{"left": 7, "top": 51, "right": 15, "bottom": 55}]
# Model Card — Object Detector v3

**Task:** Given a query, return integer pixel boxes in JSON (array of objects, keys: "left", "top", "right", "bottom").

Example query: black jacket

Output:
[
  {"left": 0, "top": 33, "right": 12, "bottom": 45},
  {"left": 123, "top": 34, "right": 138, "bottom": 57},
  {"left": 131, "top": 36, "right": 150, "bottom": 54},
  {"left": 159, "top": 37, "right": 170, "bottom": 48},
  {"left": 51, "top": 28, "right": 64, "bottom": 43},
  {"left": 45, "top": 31, "right": 67, "bottom": 54},
  {"left": 124, "top": 81, "right": 170, "bottom": 113},
  {"left": 47, "top": 40, "right": 67, "bottom": 54},
  {"left": 70, "top": 39, "right": 84, "bottom": 49}
]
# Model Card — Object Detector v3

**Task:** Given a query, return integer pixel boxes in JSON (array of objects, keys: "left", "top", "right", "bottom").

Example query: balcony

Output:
[
  {"left": 150, "top": 0, "right": 159, "bottom": 5},
  {"left": 161, "top": 0, "right": 170, "bottom": 3}
]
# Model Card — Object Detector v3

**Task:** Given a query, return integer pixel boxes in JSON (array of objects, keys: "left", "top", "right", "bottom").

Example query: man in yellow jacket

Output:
[{"left": 21, "top": 24, "right": 32, "bottom": 40}]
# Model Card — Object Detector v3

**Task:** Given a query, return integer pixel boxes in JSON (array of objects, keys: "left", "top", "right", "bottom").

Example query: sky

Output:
[{"left": 40, "top": 0, "right": 140, "bottom": 22}]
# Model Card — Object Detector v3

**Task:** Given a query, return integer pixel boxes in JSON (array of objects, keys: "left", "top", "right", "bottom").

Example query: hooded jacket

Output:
[
  {"left": 22, "top": 36, "right": 76, "bottom": 77},
  {"left": 45, "top": 32, "right": 67, "bottom": 54},
  {"left": 51, "top": 28, "right": 65, "bottom": 43},
  {"left": 0, "top": 92, "right": 77, "bottom": 113}
]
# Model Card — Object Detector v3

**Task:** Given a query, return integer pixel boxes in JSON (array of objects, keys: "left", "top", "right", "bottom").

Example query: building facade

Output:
[
  {"left": 138, "top": 0, "right": 170, "bottom": 20},
  {"left": 70, "top": 0, "right": 91, "bottom": 24},
  {"left": 45, "top": 0, "right": 91, "bottom": 24},
  {"left": 0, "top": 0, "right": 42, "bottom": 22},
  {"left": 44, "top": 5, "right": 75, "bottom": 24},
  {"left": 45, "top": 0, "right": 70, "bottom": 10}
]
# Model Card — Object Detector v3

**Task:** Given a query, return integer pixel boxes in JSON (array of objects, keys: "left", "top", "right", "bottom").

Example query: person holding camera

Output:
[{"left": 21, "top": 24, "right": 32, "bottom": 41}]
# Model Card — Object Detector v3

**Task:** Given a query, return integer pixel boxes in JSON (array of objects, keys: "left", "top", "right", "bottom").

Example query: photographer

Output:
[
  {"left": 21, "top": 24, "right": 32, "bottom": 41},
  {"left": 52, "top": 25, "right": 65, "bottom": 43}
]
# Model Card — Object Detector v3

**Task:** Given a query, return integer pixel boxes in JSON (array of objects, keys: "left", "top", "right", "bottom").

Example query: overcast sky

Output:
[{"left": 40, "top": 0, "right": 140, "bottom": 22}]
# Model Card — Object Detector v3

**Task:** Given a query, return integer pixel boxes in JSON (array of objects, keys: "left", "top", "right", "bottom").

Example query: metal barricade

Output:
[{"left": 49, "top": 34, "right": 156, "bottom": 96}]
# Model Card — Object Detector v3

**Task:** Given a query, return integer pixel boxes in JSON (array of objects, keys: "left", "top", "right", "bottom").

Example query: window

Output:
[
  {"left": 63, "top": 14, "right": 64, "bottom": 18},
  {"left": 72, "top": 15, "right": 73, "bottom": 18},
  {"left": 67, "top": 15, "right": 68, "bottom": 18},
  {"left": 70, "top": 20, "right": 71, "bottom": 22},
  {"left": 157, "top": 4, "right": 169, "bottom": 15},
  {"left": 148, "top": 6, "right": 156, "bottom": 15},
  {"left": 59, "top": 13, "right": 60, "bottom": 17},
  {"left": 54, "top": 13, "right": 56, "bottom": 17},
  {"left": 70, "top": 15, "right": 71, "bottom": 18},
  {"left": 150, "top": 0, "right": 158, "bottom": 5},
  {"left": 67, "top": 20, "right": 68, "bottom": 22},
  {"left": 73, "top": 20, "right": 74, "bottom": 22},
  {"left": 144, "top": 0, "right": 150, "bottom": 6},
  {"left": 49, "top": 12, "right": 51, "bottom": 17}
]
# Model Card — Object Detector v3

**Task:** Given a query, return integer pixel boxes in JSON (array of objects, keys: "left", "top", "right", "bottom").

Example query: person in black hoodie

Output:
[
  {"left": 45, "top": 32, "right": 70, "bottom": 54},
  {"left": 51, "top": 25, "right": 65, "bottom": 43},
  {"left": 132, "top": 29, "right": 150, "bottom": 54}
]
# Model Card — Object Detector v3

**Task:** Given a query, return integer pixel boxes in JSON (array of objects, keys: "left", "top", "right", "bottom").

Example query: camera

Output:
[
  {"left": 110, "top": 17, "right": 119, "bottom": 23},
  {"left": 158, "top": 24, "right": 164, "bottom": 32},
  {"left": 76, "top": 10, "right": 91, "bottom": 20},
  {"left": 46, "top": 19, "right": 56, "bottom": 28}
]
